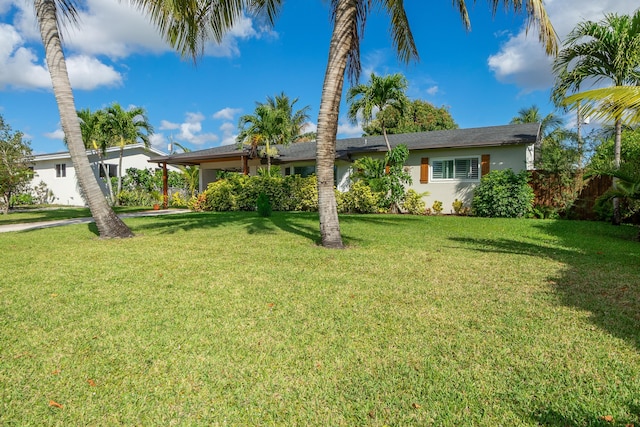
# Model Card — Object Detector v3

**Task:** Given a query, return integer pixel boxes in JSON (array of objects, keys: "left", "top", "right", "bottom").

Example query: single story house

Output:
[
  {"left": 31, "top": 143, "right": 177, "bottom": 206},
  {"left": 148, "top": 123, "right": 540, "bottom": 211}
]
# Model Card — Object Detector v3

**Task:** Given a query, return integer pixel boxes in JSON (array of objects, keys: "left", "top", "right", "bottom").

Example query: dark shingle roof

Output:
[{"left": 149, "top": 123, "right": 540, "bottom": 166}]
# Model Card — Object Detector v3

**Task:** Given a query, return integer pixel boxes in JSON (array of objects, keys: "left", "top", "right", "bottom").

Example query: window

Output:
[
  {"left": 431, "top": 157, "right": 479, "bottom": 181},
  {"left": 293, "top": 166, "right": 315, "bottom": 178},
  {"left": 99, "top": 164, "right": 118, "bottom": 178},
  {"left": 55, "top": 163, "right": 66, "bottom": 178}
]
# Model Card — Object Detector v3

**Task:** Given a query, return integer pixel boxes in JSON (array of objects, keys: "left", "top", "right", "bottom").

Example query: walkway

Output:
[{"left": 0, "top": 209, "right": 189, "bottom": 233}]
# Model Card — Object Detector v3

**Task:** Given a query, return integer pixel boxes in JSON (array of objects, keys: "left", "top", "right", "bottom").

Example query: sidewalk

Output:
[{"left": 0, "top": 209, "right": 189, "bottom": 233}]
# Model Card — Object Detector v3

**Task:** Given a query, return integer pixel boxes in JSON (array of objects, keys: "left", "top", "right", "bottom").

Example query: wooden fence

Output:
[{"left": 529, "top": 171, "right": 612, "bottom": 220}]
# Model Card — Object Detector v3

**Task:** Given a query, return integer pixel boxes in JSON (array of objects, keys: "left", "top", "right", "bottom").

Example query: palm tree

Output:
[
  {"left": 136, "top": 0, "right": 557, "bottom": 248},
  {"left": 552, "top": 10, "right": 640, "bottom": 224},
  {"left": 172, "top": 141, "right": 200, "bottom": 197},
  {"left": 237, "top": 94, "right": 310, "bottom": 174},
  {"left": 510, "top": 105, "right": 563, "bottom": 136},
  {"left": 101, "top": 103, "right": 153, "bottom": 204},
  {"left": 347, "top": 72, "right": 408, "bottom": 151},
  {"left": 34, "top": 0, "right": 133, "bottom": 238},
  {"left": 264, "top": 92, "right": 312, "bottom": 143},
  {"left": 77, "top": 108, "right": 115, "bottom": 202}
]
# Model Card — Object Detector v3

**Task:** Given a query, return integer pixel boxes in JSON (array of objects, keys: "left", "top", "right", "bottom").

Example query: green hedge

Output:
[{"left": 194, "top": 174, "right": 319, "bottom": 212}]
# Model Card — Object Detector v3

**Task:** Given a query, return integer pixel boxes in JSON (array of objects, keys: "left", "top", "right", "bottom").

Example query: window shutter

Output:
[
  {"left": 420, "top": 158, "right": 429, "bottom": 183},
  {"left": 481, "top": 154, "right": 490, "bottom": 177}
]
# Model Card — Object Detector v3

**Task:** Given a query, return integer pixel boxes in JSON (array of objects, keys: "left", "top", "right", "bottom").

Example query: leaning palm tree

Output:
[
  {"left": 135, "top": 0, "right": 557, "bottom": 248},
  {"left": 552, "top": 10, "right": 640, "bottom": 224},
  {"left": 34, "top": 0, "right": 133, "bottom": 237},
  {"left": 347, "top": 72, "right": 408, "bottom": 151},
  {"left": 101, "top": 103, "right": 153, "bottom": 204}
]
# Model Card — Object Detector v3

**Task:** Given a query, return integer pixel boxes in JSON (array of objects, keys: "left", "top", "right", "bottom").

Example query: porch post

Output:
[
  {"left": 162, "top": 162, "right": 168, "bottom": 209},
  {"left": 242, "top": 155, "right": 249, "bottom": 175}
]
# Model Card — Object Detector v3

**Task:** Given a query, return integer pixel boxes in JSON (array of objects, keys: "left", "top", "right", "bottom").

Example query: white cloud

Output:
[
  {"left": 487, "top": 0, "right": 639, "bottom": 92},
  {"left": 163, "top": 112, "right": 219, "bottom": 146},
  {"left": 44, "top": 128, "right": 65, "bottom": 140},
  {"left": 426, "top": 85, "right": 439, "bottom": 96},
  {"left": 66, "top": 55, "right": 122, "bottom": 89},
  {"left": 149, "top": 133, "right": 168, "bottom": 151},
  {"left": 1, "top": 0, "right": 276, "bottom": 91},
  {"left": 219, "top": 122, "right": 238, "bottom": 146},
  {"left": 337, "top": 119, "right": 363, "bottom": 138},
  {"left": 213, "top": 107, "right": 242, "bottom": 120},
  {"left": 159, "top": 120, "right": 180, "bottom": 130}
]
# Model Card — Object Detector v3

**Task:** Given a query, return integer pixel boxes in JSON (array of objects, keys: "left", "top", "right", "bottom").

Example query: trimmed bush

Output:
[
  {"left": 402, "top": 189, "right": 426, "bottom": 215},
  {"left": 337, "top": 181, "right": 383, "bottom": 214},
  {"left": 472, "top": 169, "right": 534, "bottom": 218},
  {"left": 257, "top": 192, "right": 272, "bottom": 217}
]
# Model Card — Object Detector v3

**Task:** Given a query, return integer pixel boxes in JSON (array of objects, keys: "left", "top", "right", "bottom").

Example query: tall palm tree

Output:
[
  {"left": 136, "top": 0, "right": 557, "bottom": 248},
  {"left": 77, "top": 108, "right": 115, "bottom": 202},
  {"left": 101, "top": 103, "right": 153, "bottom": 204},
  {"left": 347, "top": 72, "right": 408, "bottom": 151},
  {"left": 34, "top": 0, "right": 133, "bottom": 238},
  {"left": 552, "top": 10, "right": 640, "bottom": 224}
]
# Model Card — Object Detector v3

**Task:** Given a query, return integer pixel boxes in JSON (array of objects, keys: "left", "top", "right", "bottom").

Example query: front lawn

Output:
[
  {"left": 0, "top": 206, "right": 152, "bottom": 225},
  {"left": 1, "top": 213, "right": 638, "bottom": 426}
]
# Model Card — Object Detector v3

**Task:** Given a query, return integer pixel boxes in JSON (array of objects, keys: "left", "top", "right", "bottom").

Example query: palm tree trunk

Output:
[
  {"left": 612, "top": 117, "right": 622, "bottom": 225},
  {"left": 117, "top": 142, "right": 124, "bottom": 205},
  {"left": 35, "top": 0, "right": 133, "bottom": 238},
  {"left": 316, "top": 0, "right": 357, "bottom": 249},
  {"left": 382, "top": 123, "right": 391, "bottom": 152}
]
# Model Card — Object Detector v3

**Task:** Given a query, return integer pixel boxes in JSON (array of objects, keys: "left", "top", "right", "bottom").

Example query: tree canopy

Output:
[
  {"left": 363, "top": 99, "right": 458, "bottom": 136},
  {"left": 0, "top": 115, "right": 33, "bottom": 214}
]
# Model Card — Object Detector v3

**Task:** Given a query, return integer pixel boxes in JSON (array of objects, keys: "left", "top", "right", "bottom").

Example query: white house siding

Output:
[
  {"left": 31, "top": 144, "right": 175, "bottom": 206},
  {"left": 407, "top": 144, "right": 533, "bottom": 213}
]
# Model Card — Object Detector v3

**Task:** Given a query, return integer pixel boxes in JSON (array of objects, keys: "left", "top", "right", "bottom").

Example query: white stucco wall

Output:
[
  {"left": 31, "top": 144, "right": 175, "bottom": 206},
  {"left": 407, "top": 144, "right": 532, "bottom": 212}
]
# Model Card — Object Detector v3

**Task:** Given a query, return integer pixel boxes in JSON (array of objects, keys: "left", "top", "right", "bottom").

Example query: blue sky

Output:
[{"left": 0, "top": 0, "right": 636, "bottom": 154}]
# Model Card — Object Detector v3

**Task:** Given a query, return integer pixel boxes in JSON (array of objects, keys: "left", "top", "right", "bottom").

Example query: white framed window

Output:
[
  {"left": 55, "top": 163, "right": 66, "bottom": 178},
  {"left": 431, "top": 157, "right": 479, "bottom": 181},
  {"left": 99, "top": 164, "right": 117, "bottom": 178}
]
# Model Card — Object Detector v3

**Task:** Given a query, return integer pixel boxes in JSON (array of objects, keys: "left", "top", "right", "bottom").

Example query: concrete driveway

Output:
[{"left": 0, "top": 209, "right": 189, "bottom": 233}]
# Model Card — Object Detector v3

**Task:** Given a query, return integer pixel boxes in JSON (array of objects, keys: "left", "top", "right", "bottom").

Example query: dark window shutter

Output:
[
  {"left": 420, "top": 158, "right": 429, "bottom": 183},
  {"left": 481, "top": 154, "right": 490, "bottom": 177}
]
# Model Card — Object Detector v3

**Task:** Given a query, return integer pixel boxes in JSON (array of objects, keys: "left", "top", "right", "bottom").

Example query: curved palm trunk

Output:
[
  {"left": 35, "top": 0, "right": 133, "bottom": 238},
  {"left": 316, "top": 0, "right": 358, "bottom": 249}
]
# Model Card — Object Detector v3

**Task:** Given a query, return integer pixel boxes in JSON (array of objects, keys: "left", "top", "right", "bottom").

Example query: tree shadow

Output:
[
  {"left": 449, "top": 221, "right": 640, "bottom": 351},
  {"left": 527, "top": 401, "right": 640, "bottom": 426},
  {"left": 128, "top": 211, "right": 364, "bottom": 247}
]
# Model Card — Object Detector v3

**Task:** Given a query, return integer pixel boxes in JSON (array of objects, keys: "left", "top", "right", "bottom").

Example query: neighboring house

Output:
[
  {"left": 149, "top": 123, "right": 540, "bottom": 211},
  {"left": 31, "top": 143, "right": 176, "bottom": 206}
]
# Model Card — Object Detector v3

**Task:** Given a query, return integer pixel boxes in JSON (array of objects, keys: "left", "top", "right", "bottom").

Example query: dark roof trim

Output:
[{"left": 149, "top": 123, "right": 540, "bottom": 166}]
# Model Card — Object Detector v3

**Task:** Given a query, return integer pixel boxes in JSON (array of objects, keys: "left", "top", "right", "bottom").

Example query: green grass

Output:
[
  {"left": 0, "top": 206, "right": 152, "bottom": 225},
  {"left": 1, "top": 212, "right": 639, "bottom": 426}
]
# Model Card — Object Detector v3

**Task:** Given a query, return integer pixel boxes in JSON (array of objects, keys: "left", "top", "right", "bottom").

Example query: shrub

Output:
[
  {"left": 338, "top": 181, "right": 382, "bottom": 214},
  {"left": 472, "top": 169, "right": 534, "bottom": 218},
  {"left": 402, "top": 189, "right": 426, "bottom": 215},
  {"left": 256, "top": 192, "right": 272, "bottom": 217},
  {"left": 171, "top": 192, "right": 188, "bottom": 208},
  {"left": 188, "top": 193, "right": 208, "bottom": 212},
  {"left": 432, "top": 200, "right": 443, "bottom": 215},
  {"left": 205, "top": 180, "right": 236, "bottom": 211}
]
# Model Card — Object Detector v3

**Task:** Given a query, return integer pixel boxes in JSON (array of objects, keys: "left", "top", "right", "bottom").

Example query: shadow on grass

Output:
[
  {"left": 449, "top": 221, "right": 640, "bottom": 351},
  {"left": 528, "top": 402, "right": 640, "bottom": 427},
  {"left": 451, "top": 220, "right": 640, "bottom": 426},
  {"left": 128, "top": 212, "right": 329, "bottom": 245}
]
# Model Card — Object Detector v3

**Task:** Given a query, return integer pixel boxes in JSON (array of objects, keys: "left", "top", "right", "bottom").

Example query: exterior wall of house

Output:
[
  {"left": 193, "top": 143, "right": 534, "bottom": 213},
  {"left": 406, "top": 144, "right": 533, "bottom": 212},
  {"left": 31, "top": 145, "right": 174, "bottom": 206}
]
